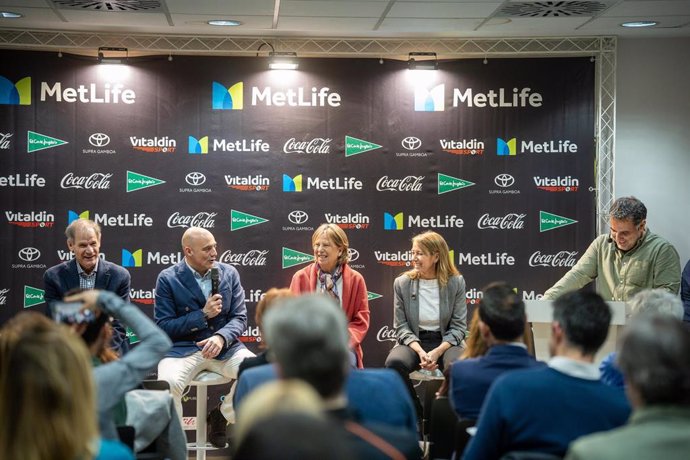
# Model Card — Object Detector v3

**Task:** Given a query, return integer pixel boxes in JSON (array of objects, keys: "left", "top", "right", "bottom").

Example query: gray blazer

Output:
[{"left": 393, "top": 273, "right": 467, "bottom": 347}]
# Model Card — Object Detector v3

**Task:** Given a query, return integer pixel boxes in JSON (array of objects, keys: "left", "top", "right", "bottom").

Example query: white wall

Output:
[{"left": 616, "top": 37, "right": 690, "bottom": 272}]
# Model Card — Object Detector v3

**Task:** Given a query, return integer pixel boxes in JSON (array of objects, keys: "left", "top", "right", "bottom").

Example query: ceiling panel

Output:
[
  {"left": 164, "top": 0, "right": 275, "bottom": 16},
  {"left": 379, "top": 17, "right": 484, "bottom": 33},
  {"left": 602, "top": 0, "right": 690, "bottom": 15},
  {"left": 387, "top": 2, "right": 500, "bottom": 18},
  {"left": 278, "top": 16, "right": 380, "bottom": 32},
  {"left": 282, "top": 1, "right": 388, "bottom": 17}
]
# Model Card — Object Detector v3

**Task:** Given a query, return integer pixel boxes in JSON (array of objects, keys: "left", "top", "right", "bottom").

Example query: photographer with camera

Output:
[{"left": 60, "top": 290, "right": 186, "bottom": 460}]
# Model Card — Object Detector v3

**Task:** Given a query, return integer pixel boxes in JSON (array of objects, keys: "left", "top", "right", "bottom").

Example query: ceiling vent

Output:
[
  {"left": 496, "top": 1, "right": 609, "bottom": 18},
  {"left": 51, "top": 1, "right": 163, "bottom": 12}
]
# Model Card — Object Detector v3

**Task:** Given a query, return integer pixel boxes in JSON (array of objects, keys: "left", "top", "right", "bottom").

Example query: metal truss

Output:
[{"left": 0, "top": 30, "right": 616, "bottom": 231}]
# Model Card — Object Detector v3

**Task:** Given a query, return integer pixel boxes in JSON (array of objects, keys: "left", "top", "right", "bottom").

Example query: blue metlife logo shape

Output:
[
  {"left": 497, "top": 137, "right": 517, "bottom": 156},
  {"left": 0, "top": 75, "right": 31, "bottom": 105},
  {"left": 383, "top": 212, "right": 404, "bottom": 230},
  {"left": 414, "top": 84, "right": 444, "bottom": 112},
  {"left": 212, "top": 82, "right": 243, "bottom": 110},
  {"left": 282, "top": 174, "right": 302, "bottom": 192}
]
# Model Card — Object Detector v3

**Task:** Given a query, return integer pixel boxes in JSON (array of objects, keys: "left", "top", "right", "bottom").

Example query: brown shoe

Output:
[{"left": 207, "top": 406, "right": 227, "bottom": 448}]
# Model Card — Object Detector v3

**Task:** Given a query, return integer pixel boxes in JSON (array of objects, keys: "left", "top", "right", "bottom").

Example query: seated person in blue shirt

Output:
[{"left": 450, "top": 282, "right": 544, "bottom": 420}]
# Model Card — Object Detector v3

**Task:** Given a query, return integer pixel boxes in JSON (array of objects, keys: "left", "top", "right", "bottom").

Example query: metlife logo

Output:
[
  {"left": 283, "top": 137, "right": 332, "bottom": 154},
  {"left": 383, "top": 212, "right": 464, "bottom": 230},
  {"left": 212, "top": 81, "right": 342, "bottom": 109},
  {"left": 457, "top": 252, "right": 516, "bottom": 266},
  {"left": 122, "top": 249, "right": 184, "bottom": 267},
  {"left": 283, "top": 174, "right": 363, "bottom": 192},
  {"left": 40, "top": 81, "right": 136, "bottom": 104},
  {"left": 69, "top": 211, "right": 153, "bottom": 227},
  {"left": 0, "top": 173, "right": 46, "bottom": 187},
  {"left": 180, "top": 172, "right": 211, "bottom": 193}
]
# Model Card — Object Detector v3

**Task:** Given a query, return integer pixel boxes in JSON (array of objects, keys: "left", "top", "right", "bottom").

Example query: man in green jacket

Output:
[
  {"left": 544, "top": 196, "right": 680, "bottom": 301},
  {"left": 566, "top": 314, "right": 690, "bottom": 460}
]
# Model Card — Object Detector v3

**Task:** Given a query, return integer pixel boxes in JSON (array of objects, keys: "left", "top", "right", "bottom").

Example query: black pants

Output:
[{"left": 384, "top": 331, "right": 462, "bottom": 419}]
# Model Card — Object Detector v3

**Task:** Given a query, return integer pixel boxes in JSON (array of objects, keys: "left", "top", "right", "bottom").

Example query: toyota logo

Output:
[
  {"left": 89, "top": 133, "right": 110, "bottom": 147},
  {"left": 288, "top": 210, "right": 309, "bottom": 225},
  {"left": 494, "top": 174, "right": 515, "bottom": 188},
  {"left": 401, "top": 136, "right": 422, "bottom": 151},
  {"left": 185, "top": 172, "right": 206, "bottom": 186},
  {"left": 18, "top": 247, "right": 41, "bottom": 262},
  {"left": 347, "top": 248, "right": 360, "bottom": 262}
]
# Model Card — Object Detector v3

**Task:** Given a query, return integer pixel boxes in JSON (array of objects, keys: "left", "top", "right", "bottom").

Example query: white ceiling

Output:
[{"left": 0, "top": 0, "right": 689, "bottom": 41}]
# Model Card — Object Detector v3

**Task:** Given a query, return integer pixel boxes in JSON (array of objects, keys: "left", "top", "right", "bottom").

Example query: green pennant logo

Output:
[
  {"left": 24, "top": 285, "right": 45, "bottom": 308},
  {"left": 345, "top": 135, "right": 382, "bottom": 157},
  {"left": 126, "top": 326, "right": 140, "bottom": 345},
  {"left": 282, "top": 247, "right": 313, "bottom": 269},
  {"left": 539, "top": 211, "right": 578, "bottom": 232},
  {"left": 126, "top": 170, "right": 165, "bottom": 192},
  {"left": 437, "top": 173, "right": 475, "bottom": 194},
  {"left": 231, "top": 209, "right": 268, "bottom": 231},
  {"left": 367, "top": 292, "right": 383, "bottom": 301},
  {"left": 27, "top": 131, "right": 68, "bottom": 153}
]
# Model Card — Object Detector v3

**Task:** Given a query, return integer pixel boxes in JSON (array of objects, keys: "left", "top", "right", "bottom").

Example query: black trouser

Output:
[{"left": 384, "top": 331, "right": 462, "bottom": 420}]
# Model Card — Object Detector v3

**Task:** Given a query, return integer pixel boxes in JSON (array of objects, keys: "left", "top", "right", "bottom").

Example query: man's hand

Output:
[
  {"left": 203, "top": 294, "right": 222, "bottom": 319},
  {"left": 197, "top": 335, "right": 225, "bottom": 359}
]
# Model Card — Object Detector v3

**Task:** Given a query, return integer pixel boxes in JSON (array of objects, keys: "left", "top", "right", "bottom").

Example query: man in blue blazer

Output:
[
  {"left": 43, "top": 218, "right": 131, "bottom": 355},
  {"left": 154, "top": 227, "right": 254, "bottom": 442},
  {"left": 450, "top": 282, "right": 544, "bottom": 420}
]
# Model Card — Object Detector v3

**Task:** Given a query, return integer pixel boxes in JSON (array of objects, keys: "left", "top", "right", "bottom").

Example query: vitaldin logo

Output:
[
  {"left": 126, "top": 171, "right": 165, "bottom": 192},
  {"left": 122, "top": 249, "right": 143, "bottom": 267},
  {"left": 0, "top": 75, "right": 31, "bottom": 105},
  {"left": 414, "top": 84, "right": 444, "bottom": 112},
  {"left": 497, "top": 137, "right": 517, "bottom": 156},
  {"left": 230, "top": 209, "right": 268, "bottom": 231},
  {"left": 212, "top": 82, "right": 244, "bottom": 110},
  {"left": 282, "top": 247, "right": 313, "bottom": 269},
  {"left": 438, "top": 173, "right": 475, "bottom": 195},
  {"left": 188, "top": 136, "right": 209, "bottom": 154},
  {"left": 539, "top": 211, "right": 578, "bottom": 232},
  {"left": 384, "top": 212, "right": 404, "bottom": 230},
  {"left": 24, "top": 285, "right": 45, "bottom": 308},
  {"left": 283, "top": 174, "right": 303, "bottom": 192}
]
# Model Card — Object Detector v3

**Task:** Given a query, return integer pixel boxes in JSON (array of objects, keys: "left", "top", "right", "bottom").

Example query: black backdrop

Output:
[{"left": 1, "top": 51, "right": 595, "bottom": 370}]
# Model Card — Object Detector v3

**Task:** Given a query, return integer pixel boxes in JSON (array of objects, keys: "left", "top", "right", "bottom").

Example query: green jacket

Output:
[
  {"left": 566, "top": 406, "right": 690, "bottom": 460},
  {"left": 544, "top": 230, "right": 680, "bottom": 301}
]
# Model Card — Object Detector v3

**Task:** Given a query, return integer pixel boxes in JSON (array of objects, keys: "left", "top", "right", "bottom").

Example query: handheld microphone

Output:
[{"left": 210, "top": 267, "right": 219, "bottom": 296}]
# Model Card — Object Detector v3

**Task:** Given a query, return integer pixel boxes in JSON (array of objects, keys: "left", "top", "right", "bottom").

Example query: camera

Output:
[{"left": 52, "top": 301, "right": 96, "bottom": 324}]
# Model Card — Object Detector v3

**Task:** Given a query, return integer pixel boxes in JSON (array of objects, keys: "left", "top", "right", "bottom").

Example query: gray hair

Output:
[
  {"left": 628, "top": 289, "right": 683, "bottom": 320},
  {"left": 609, "top": 196, "right": 647, "bottom": 226},
  {"left": 618, "top": 315, "right": 690, "bottom": 406},
  {"left": 65, "top": 219, "right": 101, "bottom": 242},
  {"left": 263, "top": 294, "right": 350, "bottom": 399}
]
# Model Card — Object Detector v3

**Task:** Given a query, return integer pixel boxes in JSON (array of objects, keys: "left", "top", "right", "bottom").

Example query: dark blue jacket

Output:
[
  {"left": 450, "top": 344, "right": 545, "bottom": 420},
  {"left": 154, "top": 261, "right": 248, "bottom": 359}
]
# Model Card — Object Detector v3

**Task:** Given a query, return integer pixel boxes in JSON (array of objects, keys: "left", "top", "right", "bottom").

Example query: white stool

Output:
[{"left": 186, "top": 371, "right": 231, "bottom": 460}]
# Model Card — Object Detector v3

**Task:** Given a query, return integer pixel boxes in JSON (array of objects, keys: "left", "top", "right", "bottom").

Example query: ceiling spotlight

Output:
[
  {"left": 269, "top": 51, "right": 299, "bottom": 70},
  {"left": 98, "top": 47, "right": 128, "bottom": 65},
  {"left": 0, "top": 11, "right": 22, "bottom": 18},
  {"left": 620, "top": 21, "right": 658, "bottom": 28},
  {"left": 408, "top": 52, "right": 438, "bottom": 71},
  {"left": 207, "top": 19, "right": 242, "bottom": 26}
]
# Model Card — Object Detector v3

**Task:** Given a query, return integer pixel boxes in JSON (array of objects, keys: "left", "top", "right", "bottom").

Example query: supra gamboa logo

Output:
[
  {"left": 288, "top": 210, "right": 308, "bottom": 225},
  {"left": 18, "top": 247, "right": 41, "bottom": 262}
]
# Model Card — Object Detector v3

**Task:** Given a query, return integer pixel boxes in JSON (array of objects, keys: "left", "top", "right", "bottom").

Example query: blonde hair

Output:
[
  {"left": 0, "top": 323, "right": 98, "bottom": 460},
  {"left": 234, "top": 380, "right": 324, "bottom": 446},
  {"left": 460, "top": 309, "right": 488, "bottom": 359},
  {"left": 405, "top": 231, "right": 459, "bottom": 287},
  {"left": 312, "top": 223, "right": 350, "bottom": 266}
]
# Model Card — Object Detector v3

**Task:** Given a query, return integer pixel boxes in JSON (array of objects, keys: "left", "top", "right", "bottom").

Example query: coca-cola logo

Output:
[
  {"left": 477, "top": 213, "right": 526, "bottom": 230},
  {"left": 219, "top": 249, "right": 268, "bottom": 266},
  {"left": 283, "top": 137, "right": 332, "bottom": 154},
  {"left": 0, "top": 288, "right": 8, "bottom": 305},
  {"left": 529, "top": 250, "right": 578, "bottom": 267},
  {"left": 376, "top": 325, "right": 397, "bottom": 343},
  {"left": 166, "top": 211, "right": 217, "bottom": 228},
  {"left": 376, "top": 175, "right": 424, "bottom": 192},
  {"left": 60, "top": 173, "right": 112, "bottom": 189}
]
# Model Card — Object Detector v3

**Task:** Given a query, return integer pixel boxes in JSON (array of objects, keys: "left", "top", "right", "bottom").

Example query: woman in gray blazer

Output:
[{"left": 384, "top": 231, "right": 467, "bottom": 416}]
